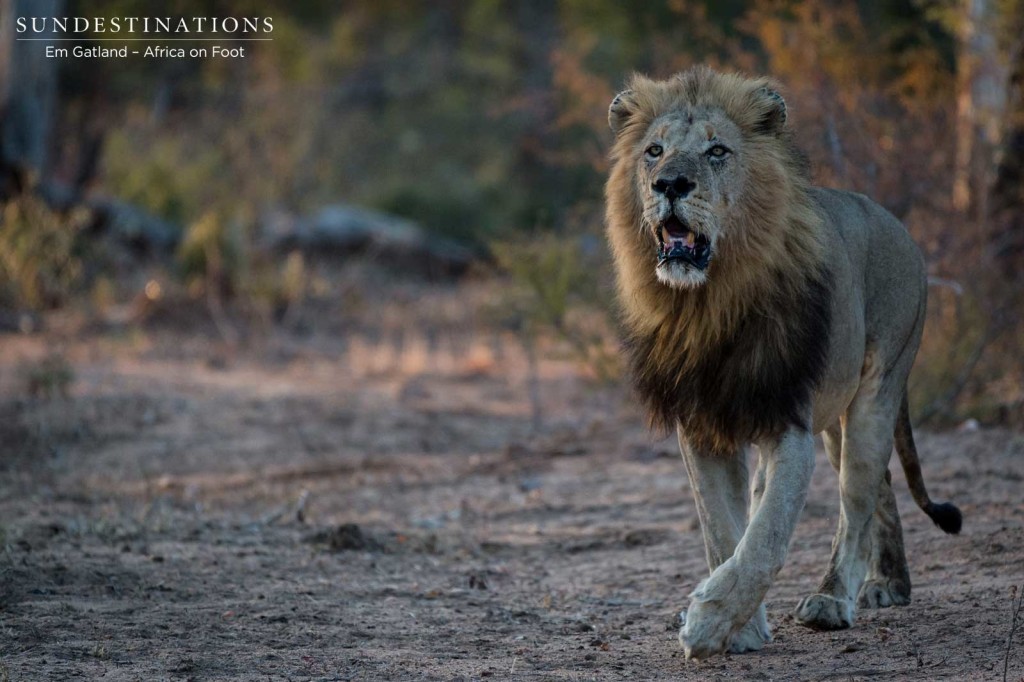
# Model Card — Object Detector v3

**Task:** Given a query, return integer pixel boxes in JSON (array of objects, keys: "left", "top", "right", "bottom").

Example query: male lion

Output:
[{"left": 604, "top": 67, "right": 961, "bottom": 660}]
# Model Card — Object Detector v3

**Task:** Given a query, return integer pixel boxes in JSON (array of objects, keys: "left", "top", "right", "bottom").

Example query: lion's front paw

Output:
[
  {"left": 678, "top": 605, "right": 770, "bottom": 657},
  {"left": 794, "top": 593, "right": 854, "bottom": 630},
  {"left": 678, "top": 562, "right": 768, "bottom": 659},
  {"left": 726, "top": 607, "right": 772, "bottom": 653},
  {"left": 678, "top": 602, "right": 734, "bottom": 660},
  {"left": 857, "top": 579, "right": 910, "bottom": 609}
]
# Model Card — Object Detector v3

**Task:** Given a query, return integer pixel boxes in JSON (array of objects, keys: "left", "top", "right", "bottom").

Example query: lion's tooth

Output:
[{"left": 686, "top": 232, "right": 695, "bottom": 247}]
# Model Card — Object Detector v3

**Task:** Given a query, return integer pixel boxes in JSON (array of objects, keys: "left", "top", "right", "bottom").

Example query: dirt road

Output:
[{"left": 1, "top": 304, "right": 1022, "bottom": 680}]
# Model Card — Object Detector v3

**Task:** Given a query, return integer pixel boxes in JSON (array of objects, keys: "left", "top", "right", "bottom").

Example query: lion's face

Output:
[
  {"left": 607, "top": 72, "right": 791, "bottom": 293},
  {"left": 634, "top": 110, "right": 745, "bottom": 289}
]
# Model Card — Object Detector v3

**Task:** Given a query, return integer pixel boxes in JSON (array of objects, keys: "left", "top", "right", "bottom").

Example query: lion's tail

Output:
[{"left": 894, "top": 391, "right": 962, "bottom": 534}]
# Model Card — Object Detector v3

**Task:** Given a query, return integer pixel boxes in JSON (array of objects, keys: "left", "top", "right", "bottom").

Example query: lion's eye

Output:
[
  {"left": 646, "top": 144, "right": 663, "bottom": 158},
  {"left": 707, "top": 144, "right": 730, "bottom": 158}
]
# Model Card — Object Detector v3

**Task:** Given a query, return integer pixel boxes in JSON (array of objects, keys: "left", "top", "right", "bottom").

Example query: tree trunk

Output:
[
  {"left": 952, "top": 0, "right": 1005, "bottom": 219},
  {"left": 0, "top": 0, "right": 62, "bottom": 201},
  {"left": 988, "top": 38, "right": 1024, "bottom": 281}
]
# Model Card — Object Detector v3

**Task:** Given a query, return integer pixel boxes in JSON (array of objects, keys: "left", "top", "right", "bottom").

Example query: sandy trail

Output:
[{"left": 1, "top": 313, "right": 1022, "bottom": 681}]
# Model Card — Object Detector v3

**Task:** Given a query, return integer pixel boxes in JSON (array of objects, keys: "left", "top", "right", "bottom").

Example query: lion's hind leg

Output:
[
  {"left": 825, "top": 422, "right": 912, "bottom": 610},
  {"left": 857, "top": 469, "right": 912, "bottom": 608},
  {"left": 795, "top": 353, "right": 897, "bottom": 631}
]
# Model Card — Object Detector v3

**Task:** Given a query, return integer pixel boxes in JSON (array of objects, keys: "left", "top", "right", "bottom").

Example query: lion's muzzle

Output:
[{"left": 657, "top": 215, "right": 711, "bottom": 271}]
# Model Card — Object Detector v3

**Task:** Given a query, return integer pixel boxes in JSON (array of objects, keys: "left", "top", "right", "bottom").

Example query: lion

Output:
[{"left": 604, "top": 66, "right": 962, "bottom": 660}]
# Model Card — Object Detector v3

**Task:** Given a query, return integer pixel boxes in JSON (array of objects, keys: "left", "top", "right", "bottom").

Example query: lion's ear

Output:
[
  {"left": 754, "top": 87, "right": 787, "bottom": 135},
  {"left": 608, "top": 89, "right": 636, "bottom": 135}
]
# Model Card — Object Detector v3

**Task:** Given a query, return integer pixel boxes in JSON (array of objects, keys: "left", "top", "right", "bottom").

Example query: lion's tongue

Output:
[{"left": 662, "top": 225, "right": 696, "bottom": 251}]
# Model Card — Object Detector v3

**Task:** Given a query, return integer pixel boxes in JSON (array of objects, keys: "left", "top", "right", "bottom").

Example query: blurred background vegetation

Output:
[{"left": 1, "top": 0, "right": 1023, "bottom": 425}]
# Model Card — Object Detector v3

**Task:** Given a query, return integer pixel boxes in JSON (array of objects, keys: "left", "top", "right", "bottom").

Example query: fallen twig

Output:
[
  {"left": 1003, "top": 583, "right": 1024, "bottom": 682},
  {"left": 927, "top": 276, "right": 965, "bottom": 296}
]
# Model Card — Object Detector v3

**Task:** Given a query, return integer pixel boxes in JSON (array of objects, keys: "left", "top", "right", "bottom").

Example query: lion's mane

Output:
[{"left": 605, "top": 67, "right": 833, "bottom": 453}]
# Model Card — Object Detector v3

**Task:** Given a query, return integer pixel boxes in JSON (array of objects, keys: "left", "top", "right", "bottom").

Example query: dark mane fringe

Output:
[{"left": 625, "top": 266, "right": 833, "bottom": 453}]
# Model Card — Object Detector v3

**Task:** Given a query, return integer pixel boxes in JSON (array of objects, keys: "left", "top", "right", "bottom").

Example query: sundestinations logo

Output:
[
  {"left": 16, "top": 16, "right": 274, "bottom": 35},
  {"left": 13, "top": 14, "right": 274, "bottom": 59}
]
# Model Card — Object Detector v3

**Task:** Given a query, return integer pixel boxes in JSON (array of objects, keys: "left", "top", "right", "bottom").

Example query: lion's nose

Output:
[{"left": 652, "top": 174, "right": 696, "bottom": 200}]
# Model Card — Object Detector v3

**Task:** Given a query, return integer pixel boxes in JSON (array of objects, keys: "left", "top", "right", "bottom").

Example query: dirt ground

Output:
[{"left": 1, "top": 275, "right": 1023, "bottom": 681}]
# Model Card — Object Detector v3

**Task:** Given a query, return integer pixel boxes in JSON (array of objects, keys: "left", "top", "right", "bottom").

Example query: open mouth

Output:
[{"left": 656, "top": 216, "right": 711, "bottom": 270}]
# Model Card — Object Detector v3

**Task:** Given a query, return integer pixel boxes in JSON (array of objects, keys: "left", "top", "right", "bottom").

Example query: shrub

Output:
[
  {"left": 0, "top": 196, "right": 86, "bottom": 310},
  {"left": 491, "top": 231, "right": 620, "bottom": 382}
]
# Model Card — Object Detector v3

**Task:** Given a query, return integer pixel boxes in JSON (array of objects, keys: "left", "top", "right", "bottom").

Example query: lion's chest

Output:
[{"left": 626, "top": 272, "right": 832, "bottom": 453}]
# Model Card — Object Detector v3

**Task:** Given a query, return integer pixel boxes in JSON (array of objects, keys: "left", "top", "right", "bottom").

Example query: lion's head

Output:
[{"left": 605, "top": 67, "right": 821, "bottom": 327}]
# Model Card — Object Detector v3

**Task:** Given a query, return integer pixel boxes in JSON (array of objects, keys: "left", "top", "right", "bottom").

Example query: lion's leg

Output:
[
  {"left": 795, "top": 364, "right": 897, "bottom": 630},
  {"left": 677, "top": 434, "right": 771, "bottom": 655},
  {"left": 749, "top": 447, "right": 767, "bottom": 515},
  {"left": 736, "top": 447, "right": 774, "bottom": 651},
  {"left": 822, "top": 421, "right": 842, "bottom": 471},
  {"left": 680, "top": 427, "right": 814, "bottom": 659},
  {"left": 858, "top": 470, "right": 912, "bottom": 608},
  {"left": 678, "top": 434, "right": 749, "bottom": 571},
  {"left": 819, "top": 420, "right": 910, "bottom": 608}
]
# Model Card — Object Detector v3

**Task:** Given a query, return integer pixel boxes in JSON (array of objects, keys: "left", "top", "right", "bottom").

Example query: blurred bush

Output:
[
  {"left": 910, "top": 284, "right": 991, "bottom": 424},
  {"left": 103, "top": 133, "right": 223, "bottom": 228},
  {"left": 0, "top": 197, "right": 86, "bottom": 309},
  {"left": 373, "top": 186, "right": 496, "bottom": 248},
  {"left": 177, "top": 210, "right": 248, "bottom": 296},
  {"left": 491, "top": 231, "right": 620, "bottom": 383}
]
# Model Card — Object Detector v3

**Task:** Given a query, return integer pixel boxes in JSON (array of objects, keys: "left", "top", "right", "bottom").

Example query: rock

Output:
[
  {"left": 87, "top": 198, "right": 179, "bottom": 254},
  {"left": 262, "top": 204, "right": 475, "bottom": 276},
  {"left": 304, "top": 523, "right": 380, "bottom": 552},
  {"left": 957, "top": 418, "right": 980, "bottom": 432}
]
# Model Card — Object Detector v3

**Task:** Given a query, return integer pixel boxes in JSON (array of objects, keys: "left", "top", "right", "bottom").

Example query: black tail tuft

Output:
[{"left": 925, "top": 502, "right": 963, "bottom": 535}]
